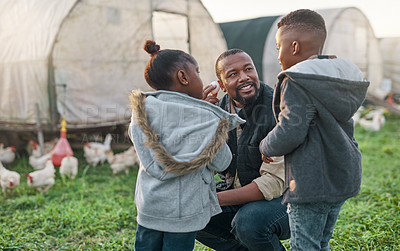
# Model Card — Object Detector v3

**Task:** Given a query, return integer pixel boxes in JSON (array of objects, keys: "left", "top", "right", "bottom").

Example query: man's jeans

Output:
[
  {"left": 134, "top": 224, "right": 197, "bottom": 251},
  {"left": 196, "top": 197, "right": 290, "bottom": 251},
  {"left": 287, "top": 201, "right": 346, "bottom": 251}
]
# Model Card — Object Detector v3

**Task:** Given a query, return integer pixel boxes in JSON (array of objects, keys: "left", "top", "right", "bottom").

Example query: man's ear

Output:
[
  {"left": 292, "top": 41, "right": 300, "bottom": 55},
  {"left": 177, "top": 69, "right": 189, "bottom": 86},
  {"left": 218, "top": 80, "right": 226, "bottom": 92}
]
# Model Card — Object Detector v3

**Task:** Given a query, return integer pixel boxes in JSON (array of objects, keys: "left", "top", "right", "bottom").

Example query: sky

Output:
[{"left": 200, "top": 0, "right": 400, "bottom": 38}]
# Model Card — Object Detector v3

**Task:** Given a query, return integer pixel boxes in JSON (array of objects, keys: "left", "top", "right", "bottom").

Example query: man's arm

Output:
[
  {"left": 217, "top": 156, "right": 285, "bottom": 206},
  {"left": 217, "top": 182, "right": 264, "bottom": 206}
]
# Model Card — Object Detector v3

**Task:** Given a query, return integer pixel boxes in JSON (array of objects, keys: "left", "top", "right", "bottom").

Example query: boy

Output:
[{"left": 259, "top": 9, "right": 369, "bottom": 250}]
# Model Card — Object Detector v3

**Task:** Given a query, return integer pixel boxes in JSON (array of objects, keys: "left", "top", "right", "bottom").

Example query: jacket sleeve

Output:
[
  {"left": 259, "top": 77, "right": 316, "bottom": 156},
  {"left": 252, "top": 156, "right": 285, "bottom": 200},
  {"left": 207, "top": 142, "right": 232, "bottom": 172}
]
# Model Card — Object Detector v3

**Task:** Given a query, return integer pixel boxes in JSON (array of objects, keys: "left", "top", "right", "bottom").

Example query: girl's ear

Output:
[
  {"left": 177, "top": 69, "right": 189, "bottom": 86},
  {"left": 292, "top": 40, "right": 300, "bottom": 55}
]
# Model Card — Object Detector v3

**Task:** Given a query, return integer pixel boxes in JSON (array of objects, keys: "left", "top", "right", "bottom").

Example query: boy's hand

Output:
[
  {"left": 262, "top": 154, "right": 274, "bottom": 164},
  {"left": 202, "top": 82, "right": 220, "bottom": 105}
]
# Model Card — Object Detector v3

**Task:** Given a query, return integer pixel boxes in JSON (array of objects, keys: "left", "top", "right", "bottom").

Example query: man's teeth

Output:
[{"left": 240, "top": 85, "right": 252, "bottom": 90}]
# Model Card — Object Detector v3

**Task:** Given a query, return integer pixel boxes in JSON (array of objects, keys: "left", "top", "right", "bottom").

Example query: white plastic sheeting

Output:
[
  {"left": 380, "top": 37, "right": 400, "bottom": 95},
  {"left": 262, "top": 8, "right": 384, "bottom": 99},
  {"left": 0, "top": 0, "right": 226, "bottom": 129},
  {"left": 0, "top": 0, "right": 77, "bottom": 125}
]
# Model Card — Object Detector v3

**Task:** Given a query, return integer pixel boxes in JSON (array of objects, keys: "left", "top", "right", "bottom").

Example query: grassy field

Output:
[{"left": 0, "top": 111, "right": 399, "bottom": 250}]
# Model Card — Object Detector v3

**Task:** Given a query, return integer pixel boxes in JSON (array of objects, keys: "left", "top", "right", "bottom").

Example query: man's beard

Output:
[{"left": 233, "top": 81, "right": 260, "bottom": 106}]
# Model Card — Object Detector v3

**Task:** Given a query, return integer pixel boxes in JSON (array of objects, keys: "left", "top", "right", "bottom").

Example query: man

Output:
[{"left": 198, "top": 49, "right": 290, "bottom": 251}]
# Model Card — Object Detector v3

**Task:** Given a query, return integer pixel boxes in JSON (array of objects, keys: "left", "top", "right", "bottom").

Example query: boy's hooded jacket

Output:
[
  {"left": 260, "top": 57, "right": 369, "bottom": 204},
  {"left": 129, "top": 90, "right": 244, "bottom": 233}
]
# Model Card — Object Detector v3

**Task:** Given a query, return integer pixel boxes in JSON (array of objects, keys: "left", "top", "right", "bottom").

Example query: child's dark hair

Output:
[
  {"left": 143, "top": 40, "right": 196, "bottom": 90},
  {"left": 278, "top": 9, "right": 326, "bottom": 39}
]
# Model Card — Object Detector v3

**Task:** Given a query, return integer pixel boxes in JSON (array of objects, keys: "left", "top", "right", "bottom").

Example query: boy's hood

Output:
[{"left": 278, "top": 57, "right": 370, "bottom": 122}]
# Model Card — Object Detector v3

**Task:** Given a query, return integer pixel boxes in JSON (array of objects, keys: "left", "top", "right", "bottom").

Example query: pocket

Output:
[
  {"left": 179, "top": 172, "right": 205, "bottom": 217},
  {"left": 201, "top": 167, "right": 212, "bottom": 184}
]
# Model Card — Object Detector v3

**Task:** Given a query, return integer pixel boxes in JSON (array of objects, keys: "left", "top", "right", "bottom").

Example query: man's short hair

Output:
[
  {"left": 215, "top": 49, "right": 244, "bottom": 80},
  {"left": 277, "top": 9, "right": 326, "bottom": 39}
]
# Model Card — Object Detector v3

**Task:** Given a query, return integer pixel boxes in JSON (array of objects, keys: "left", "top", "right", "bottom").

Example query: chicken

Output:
[
  {"left": 83, "top": 142, "right": 106, "bottom": 167},
  {"left": 25, "top": 160, "right": 55, "bottom": 194},
  {"left": 87, "top": 134, "right": 112, "bottom": 152},
  {"left": 59, "top": 155, "right": 78, "bottom": 180},
  {"left": 29, "top": 138, "right": 57, "bottom": 157},
  {"left": 358, "top": 108, "right": 386, "bottom": 131},
  {"left": 0, "top": 144, "right": 16, "bottom": 163},
  {"left": 352, "top": 106, "right": 364, "bottom": 126},
  {"left": 29, "top": 152, "right": 52, "bottom": 170},
  {"left": 0, "top": 161, "right": 20, "bottom": 197},
  {"left": 83, "top": 134, "right": 112, "bottom": 166},
  {"left": 105, "top": 146, "right": 139, "bottom": 175}
]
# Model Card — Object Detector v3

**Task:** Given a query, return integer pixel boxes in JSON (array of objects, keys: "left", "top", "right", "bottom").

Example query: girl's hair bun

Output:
[{"left": 144, "top": 40, "right": 160, "bottom": 56}]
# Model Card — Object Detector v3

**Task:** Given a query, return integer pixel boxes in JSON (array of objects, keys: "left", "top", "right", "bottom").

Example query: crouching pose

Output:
[{"left": 198, "top": 49, "right": 290, "bottom": 251}]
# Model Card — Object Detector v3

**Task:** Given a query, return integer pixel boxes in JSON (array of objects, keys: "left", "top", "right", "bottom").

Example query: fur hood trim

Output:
[{"left": 130, "top": 90, "right": 229, "bottom": 175}]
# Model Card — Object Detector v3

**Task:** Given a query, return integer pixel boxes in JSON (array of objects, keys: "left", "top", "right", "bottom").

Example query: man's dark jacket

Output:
[{"left": 218, "top": 83, "right": 275, "bottom": 188}]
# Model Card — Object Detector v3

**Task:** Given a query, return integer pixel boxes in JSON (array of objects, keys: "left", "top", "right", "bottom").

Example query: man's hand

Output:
[
  {"left": 202, "top": 82, "right": 220, "bottom": 105},
  {"left": 262, "top": 154, "right": 274, "bottom": 164}
]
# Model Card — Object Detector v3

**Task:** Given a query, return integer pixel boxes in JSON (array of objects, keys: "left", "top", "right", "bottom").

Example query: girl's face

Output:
[{"left": 185, "top": 61, "right": 203, "bottom": 99}]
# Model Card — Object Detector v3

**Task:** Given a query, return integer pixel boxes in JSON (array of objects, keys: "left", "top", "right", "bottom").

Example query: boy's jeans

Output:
[
  {"left": 287, "top": 201, "right": 345, "bottom": 251},
  {"left": 134, "top": 224, "right": 196, "bottom": 251}
]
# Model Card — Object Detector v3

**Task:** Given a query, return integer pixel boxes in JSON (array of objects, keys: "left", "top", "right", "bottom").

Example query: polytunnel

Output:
[
  {"left": 380, "top": 37, "right": 400, "bottom": 95},
  {"left": 0, "top": 0, "right": 226, "bottom": 135},
  {"left": 219, "top": 7, "right": 384, "bottom": 99}
]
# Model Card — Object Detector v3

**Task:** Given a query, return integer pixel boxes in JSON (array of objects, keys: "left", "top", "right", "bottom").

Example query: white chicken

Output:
[
  {"left": 105, "top": 146, "right": 139, "bottom": 175},
  {"left": 83, "top": 134, "right": 112, "bottom": 166},
  {"left": 0, "top": 144, "right": 16, "bottom": 163},
  {"left": 29, "top": 152, "right": 52, "bottom": 170},
  {"left": 87, "top": 134, "right": 112, "bottom": 152},
  {"left": 83, "top": 143, "right": 106, "bottom": 167},
  {"left": 0, "top": 161, "right": 20, "bottom": 197},
  {"left": 29, "top": 138, "right": 58, "bottom": 157},
  {"left": 59, "top": 155, "right": 78, "bottom": 180},
  {"left": 358, "top": 108, "right": 386, "bottom": 131},
  {"left": 26, "top": 160, "right": 55, "bottom": 194},
  {"left": 352, "top": 106, "right": 364, "bottom": 126}
]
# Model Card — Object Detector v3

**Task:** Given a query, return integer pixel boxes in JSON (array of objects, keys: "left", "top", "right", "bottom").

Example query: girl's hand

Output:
[{"left": 202, "top": 81, "right": 220, "bottom": 104}]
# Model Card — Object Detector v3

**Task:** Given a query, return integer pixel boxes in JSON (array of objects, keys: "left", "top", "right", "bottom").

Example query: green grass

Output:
[{"left": 1, "top": 112, "right": 399, "bottom": 250}]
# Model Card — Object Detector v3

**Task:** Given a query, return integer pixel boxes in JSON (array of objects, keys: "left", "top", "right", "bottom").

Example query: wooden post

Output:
[{"left": 35, "top": 103, "right": 45, "bottom": 155}]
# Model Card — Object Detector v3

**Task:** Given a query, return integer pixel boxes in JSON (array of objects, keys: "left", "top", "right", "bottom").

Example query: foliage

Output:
[
  {"left": 0, "top": 150, "right": 138, "bottom": 250},
  {"left": 0, "top": 113, "right": 399, "bottom": 250}
]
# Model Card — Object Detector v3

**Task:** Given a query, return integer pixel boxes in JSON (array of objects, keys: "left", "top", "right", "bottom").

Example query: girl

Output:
[{"left": 128, "top": 40, "right": 244, "bottom": 251}]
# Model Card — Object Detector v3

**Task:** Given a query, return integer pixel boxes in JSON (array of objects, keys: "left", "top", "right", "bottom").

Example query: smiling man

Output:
[{"left": 197, "top": 49, "right": 290, "bottom": 251}]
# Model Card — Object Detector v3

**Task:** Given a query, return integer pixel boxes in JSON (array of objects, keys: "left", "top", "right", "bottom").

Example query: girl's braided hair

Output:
[{"left": 143, "top": 40, "right": 196, "bottom": 90}]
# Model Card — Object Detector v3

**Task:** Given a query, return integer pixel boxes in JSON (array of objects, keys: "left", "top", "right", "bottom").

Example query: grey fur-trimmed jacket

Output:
[{"left": 128, "top": 90, "right": 244, "bottom": 233}]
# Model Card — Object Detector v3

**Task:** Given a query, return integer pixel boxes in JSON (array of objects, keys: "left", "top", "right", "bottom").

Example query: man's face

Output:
[
  {"left": 217, "top": 52, "right": 260, "bottom": 108},
  {"left": 275, "top": 27, "right": 298, "bottom": 71}
]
